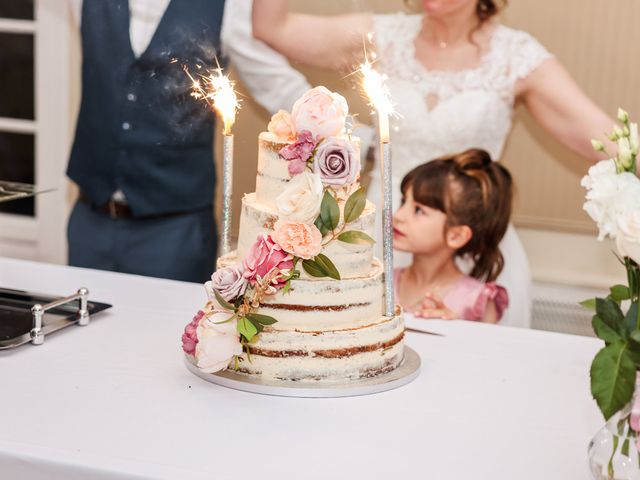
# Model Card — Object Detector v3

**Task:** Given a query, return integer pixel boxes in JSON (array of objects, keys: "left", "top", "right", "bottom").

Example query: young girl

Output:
[{"left": 392, "top": 149, "right": 512, "bottom": 323}]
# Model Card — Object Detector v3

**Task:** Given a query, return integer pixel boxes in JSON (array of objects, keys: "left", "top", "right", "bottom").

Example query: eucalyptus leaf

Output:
[
  {"left": 596, "top": 297, "right": 626, "bottom": 336},
  {"left": 344, "top": 187, "right": 367, "bottom": 224},
  {"left": 593, "top": 315, "right": 622, "bottom": 344},
  {"left": 590, "top": 340, "right": 636, "bottom": 420},
  {"left": 247, "top": 313, "right": 278, "bottom": 325},
  {"left": 237, "top": 316, "right": 258, "bottom": 342},
  {"left": 320, "top": 190, "right": 340, "bottom": 231},
  {"left": 337, "top": 230, "right": 375, "bottom": 245},
  {"left": 610, "top": 285, "right": 631, "bottom": 303},
  {"left": 214, "top": 289, "right": 235, "bottom": 311}
]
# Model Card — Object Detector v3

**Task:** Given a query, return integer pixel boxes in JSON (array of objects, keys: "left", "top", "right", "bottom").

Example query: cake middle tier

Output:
[
  {"left": 218, "top": 253, "right": 386, "bottom": 331},
  {"left": 237, "top": 192, "right": 376, "bottom": 279}
]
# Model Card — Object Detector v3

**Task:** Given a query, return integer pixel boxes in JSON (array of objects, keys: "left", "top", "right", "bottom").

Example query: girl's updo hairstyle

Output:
[{"left": 400, "top": 148, "right": 513, "bottom": 282}]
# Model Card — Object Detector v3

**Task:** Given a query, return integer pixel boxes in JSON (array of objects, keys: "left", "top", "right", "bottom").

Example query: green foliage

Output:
[
  {"left": 320, "top": 190, "right": 340, "bottom": 232},
  {"left": 237, "top": 316, "right": 258, "bottom": 342},
  {"left": 337, "top": 230, "right": 375, "bottom": 245},
  {"left": 590, "top": 340, "right": 636, "bottom": 420},
  {"left": 343, "top": 187, "right": 367, "bottom": 224},
  {"left": 213, "top": 289, "right": 234, "bottom": 311},
  {"left": 302, "top": 254, "right": 341, "bottom": 280}
]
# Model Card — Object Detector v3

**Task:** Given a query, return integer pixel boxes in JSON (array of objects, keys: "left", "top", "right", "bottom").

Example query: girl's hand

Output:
[{"left": 411, "top": 292, "right": 457, "bottom": 320}]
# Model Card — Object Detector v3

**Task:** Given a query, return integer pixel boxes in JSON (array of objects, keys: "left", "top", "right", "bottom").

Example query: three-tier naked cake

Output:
[{"left": 182, "top": 86, "right": 404, "bottom": 384}]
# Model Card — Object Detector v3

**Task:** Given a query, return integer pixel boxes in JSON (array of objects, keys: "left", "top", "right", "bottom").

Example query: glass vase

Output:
[{"left": 589, "top": 404, "right": 640, "bottom": 479}]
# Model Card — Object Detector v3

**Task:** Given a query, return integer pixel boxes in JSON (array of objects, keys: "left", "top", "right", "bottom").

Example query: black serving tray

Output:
[{"left": 0, "top": 287, "right": 112, "bottom": 349}]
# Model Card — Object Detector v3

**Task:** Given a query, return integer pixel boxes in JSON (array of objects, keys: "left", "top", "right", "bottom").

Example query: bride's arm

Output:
[
  {"left": 252, "top": 0, "right": 372, "bottom": 70},
  {"left": 517, "top": 58, "right": 614, "bottom": 162}
]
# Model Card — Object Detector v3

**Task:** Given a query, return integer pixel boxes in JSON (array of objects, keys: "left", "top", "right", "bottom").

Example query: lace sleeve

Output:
[{"left": 508, "top": 30, "right": 553, "bottom": 82}]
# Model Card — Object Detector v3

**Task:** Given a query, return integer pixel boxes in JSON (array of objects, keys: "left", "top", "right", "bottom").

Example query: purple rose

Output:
[
  {"left": 205, "top": 265, "right": 248, "bottom": 303},
  {"left": 313, "top": 137, "right": 360, "bottom": 186},
  {"left": 278, "top": 130, "right": 318, "bottom": 176}
]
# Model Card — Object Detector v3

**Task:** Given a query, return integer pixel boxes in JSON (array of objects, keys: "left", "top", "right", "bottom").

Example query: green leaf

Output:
[
  {"left": 283, "top": 280, "right": 292, "bottom": 295},
  {"left": 320, "top": 190, "right": 340, "bottom": 231},
  {"left": 337, "top": 230, "right": 375, "bottom": 245},
  {"left": 314, "top": 254, "right": 341, "bottom": 280},
  {"left": 246, "top": 313, "right": 278, "bottom": 325},
  {"left": 610, "top": 285, "right": 631, "bottom": 303},
  {"left": 590, "top": 340, "right": 636, "bottom": 420},
  {"left": 625, "top": 303, "right": 639, "bottom": 337},
  {"left": 343, "top": 187, "right": 367, "bottom": 224},
  {"left": 213, "top": 289, "right": 235, "bottom": 311},
  {"left": 302, "top": 254, "right": 341, "bottom": 280},
  {"left": 314, "top": 215, "right": 330, "bottom": 237},
  {"left": 596, "top": 297, "right": 626, "bottom": 336},
  {"left": 580, "top": 298, "right": 597, "bottom": 311},
  {"left": 246, "top": 317, "right": 264, "bottom": 334},
  {"left": 237, "top": 316, "right": 258, "bottom": 342},
  {"left": 593, "top": 315, "right": 622, "bottom": 344}
]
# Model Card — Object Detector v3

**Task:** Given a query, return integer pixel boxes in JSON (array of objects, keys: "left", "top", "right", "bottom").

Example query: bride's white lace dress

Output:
[{"left": 370, "top": 13, "right": 552, "bottom": 327}]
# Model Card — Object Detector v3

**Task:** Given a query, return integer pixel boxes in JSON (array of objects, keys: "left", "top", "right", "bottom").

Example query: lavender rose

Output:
[
  {"left": 205, "top": 265, "right": 248, "bottom": 303},
  {"left": 313, "top": 137, "right": 360, "bottom": 186}
]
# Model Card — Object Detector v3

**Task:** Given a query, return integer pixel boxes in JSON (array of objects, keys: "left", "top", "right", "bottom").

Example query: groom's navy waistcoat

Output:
[{"left": 68, "top": 0, "right": 226, "bottom": 216}]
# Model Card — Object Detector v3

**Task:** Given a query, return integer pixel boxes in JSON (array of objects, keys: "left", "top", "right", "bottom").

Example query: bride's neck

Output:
[{"left": 420, "top": 8, "right": 480, "bottom": 46}]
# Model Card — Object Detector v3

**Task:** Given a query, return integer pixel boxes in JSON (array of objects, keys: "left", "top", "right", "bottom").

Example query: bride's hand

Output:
[{"left": 411, "top": 292, "right": 457, "bottom": 320}]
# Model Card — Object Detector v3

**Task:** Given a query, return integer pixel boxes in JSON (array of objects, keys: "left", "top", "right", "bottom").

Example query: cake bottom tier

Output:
[{"left": 233, "top": 311, "right": 405, "bottom": 383}]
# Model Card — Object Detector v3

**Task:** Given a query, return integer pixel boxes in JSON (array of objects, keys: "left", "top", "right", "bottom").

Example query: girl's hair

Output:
[
  {"left": 403, "top": 0, "right": 507, "bottom": 27},
  {"left": 400, "top": 148, "right": 513, "bottom": 282}
]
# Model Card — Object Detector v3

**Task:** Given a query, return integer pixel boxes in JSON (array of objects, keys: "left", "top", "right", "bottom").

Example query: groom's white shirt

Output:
[{"left": 68, "top": 0, "right": 310, "bottom": 113}]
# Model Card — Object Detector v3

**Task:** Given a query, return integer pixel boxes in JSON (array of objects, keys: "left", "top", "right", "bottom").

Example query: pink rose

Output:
[
  {"left": 278, "top": 130, "right": 318, "bottom": 176},
  {"left": 181, "top": 310, "right": 205, "bottom": 356},
  {"left": 242, "top": 234, "right": 294, "bottom": 288},
  {"left": 313, "top": 137, "right": 360, "bottom": 186},
  {"left": 291, "top": 86, "right": 348, "bottom": 139},
  {"left": 268, "top": 110, "right": 297, "bottom": 141},
  {"left": 272, "top": 220, "right": 323, "bottom": 260}
]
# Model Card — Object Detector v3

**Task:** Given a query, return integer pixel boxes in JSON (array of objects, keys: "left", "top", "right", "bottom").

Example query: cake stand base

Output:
[{"left": 184, "top": 346, "right": 421, "bottom": 398}]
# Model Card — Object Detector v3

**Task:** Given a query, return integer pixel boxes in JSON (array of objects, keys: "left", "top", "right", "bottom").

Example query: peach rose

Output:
[
  {"left": 291, "top": 86, "right": 348, "bottom": 139},
  {"left": 272, "top": 220, "right": 323, "bottom": 260},
  {"left": 268, "top": 110, "right": 297, "bottom": 141}
]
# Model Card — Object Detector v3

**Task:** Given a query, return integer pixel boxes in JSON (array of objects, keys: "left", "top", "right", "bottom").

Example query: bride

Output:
[{"left": 252, "top": 0, "right": 613, "bottom": 327}]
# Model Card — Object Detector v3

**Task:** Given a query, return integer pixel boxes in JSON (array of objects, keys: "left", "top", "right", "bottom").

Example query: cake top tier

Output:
[{"left": 265, "top": 86, "right": 360, "bottom": 188}]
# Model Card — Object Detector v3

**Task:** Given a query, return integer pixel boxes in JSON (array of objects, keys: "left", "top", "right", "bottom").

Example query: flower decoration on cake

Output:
[
  {"left": 276, "top": 171, "right": 324, "bottom": 223},
  {"left": 278, "top": 130, "right": 318, "bottom": 175},
  {"left": 183, "top": 86, "right": 378, "bottom": 375},
  {"left": 313, "top": 137, "right": 360, "bottom": 187},
  {"left": 291, "top": 86, "right": 348, "bottom": 139},
  {"left": 267, "top": 109, "right": 297, "bottom": 142}
]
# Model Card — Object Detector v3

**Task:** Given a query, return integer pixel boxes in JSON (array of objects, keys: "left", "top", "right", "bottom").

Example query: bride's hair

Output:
[
  {"left": 403, "top": 0, "right": 508, "bottom": 26},
  {"left": 400, "top": 149, "right": 513, "bottom": 282}
]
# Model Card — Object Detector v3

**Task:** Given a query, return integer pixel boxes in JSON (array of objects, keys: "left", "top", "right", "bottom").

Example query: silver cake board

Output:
[{"left": 184, "top": 346, "right": 421, "bottom": 398}]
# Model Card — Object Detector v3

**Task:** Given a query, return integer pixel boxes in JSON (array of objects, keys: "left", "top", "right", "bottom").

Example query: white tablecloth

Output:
[{"left": 0, "top": 257, "right": 603, "bottom": 480}]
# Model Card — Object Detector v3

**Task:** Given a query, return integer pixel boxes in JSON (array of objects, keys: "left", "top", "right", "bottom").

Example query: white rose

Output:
[
  {"left": 617, "top": 235, "right": 640, "bottom": 265},
  {"left": 195, "top": 312, "right": 242, "bottom": 373},
  {"left": 617, "top": 209, "right": 640, "bottom": 264},
  {"left": 276, "top": 171, "right": 324, "bottom": 223},
  {"left": 291, "top": 86, "right": 348, "bottom": 139}
]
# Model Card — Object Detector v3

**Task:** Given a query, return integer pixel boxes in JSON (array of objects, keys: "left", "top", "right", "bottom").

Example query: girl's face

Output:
[
  {"left": 393, "top": 186, "right": 472, "bottom": 255},
  {"left": 421, "top": 0, "right": 477, "bottom": 17},
  {"left": 393, "top": 186, "right": 449, "bottom": 254}
]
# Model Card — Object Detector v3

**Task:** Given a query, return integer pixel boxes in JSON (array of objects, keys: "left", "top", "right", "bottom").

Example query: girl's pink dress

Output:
[{"left": 393, "top": 268, "right": 509, "bottom": 322}]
